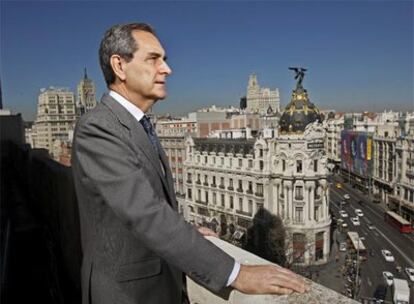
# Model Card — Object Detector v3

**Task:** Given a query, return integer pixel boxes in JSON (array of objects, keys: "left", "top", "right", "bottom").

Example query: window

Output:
[
  {"left": 259, "top": 160, "right": 264, "bottom": 170},
  {"left": 282, "top": 160, "right": 286, "bottom": 171},
  {"left": 293, "top": 233, "right": 306, "bottom": 263},
  {"left": 256, "top": 183, "right": 263, "bottom": 196},
  {"left": 248, "top": 181, "right": 253, "bottom": 193},
  {"left": 238, "top": 180, "right": 243, "bottom": 191},
  {"left": 238, "top": 198, "right": 243, "bottom": 211},
  {"left": 197, "top": 189, "right": 201, "bottom": 200},
  {"left": 314, "top": 205, "right": 320, "bottom": 221},
  {"left": 220, "top": 177, "right": 224, "bottom": 188},
  {"left": 229, "top": 158, "right": 233, "bottom": 167},
  {"left": 295, "top": 207, "right": 303, "bottom": 223},
  {"left": 205, "top": 191, "right": 209, "bottom": 203},
  {"left": 314, "top": 160, "right": 318, "bottom": 172},
  {"left": 238, "top": 159, "right": 243, "bottom": 167},
  {"left": 248, "top": 200, "right": 253, "bottom": 214},
  {"left": 248, "top": 159, "right": 253, "bottom": 168},
  {"left": 259, "top": 149, "right": 263, "bottom": 157},
  {"left": 230, "top": 196, "right": 234, "bottom": 209},
  {"left": 213, "top": 193, "right": 217, "bottom": 204},
  {"left": 221, "top": 157, "right": 224, "bottom": 165},
  {"left": 221, "top": 194, "right": 225, "bottom": 206},
  {"left": 204, "top": 156, "right": 208, "bottom": 164},
  {"left": 296, "top": 160, "right": 302, "bottom": 173},
  {"left": 295, "top": 186, "right": 303, "bottom": 200},
  {"left": 315, "top": 232, "right": 324, "bottom": 261},
  {"left": 204, "top": 175, "right": 208, "bottom": 185},
  {"left": 212, "top": 176, "right": 216, "bottom": 186},
  {"left": 229, "top": 179, "right": 233, "bottom": 188},
  {"left": 187, "top": 188, "right": 192, "bottom": 199}
]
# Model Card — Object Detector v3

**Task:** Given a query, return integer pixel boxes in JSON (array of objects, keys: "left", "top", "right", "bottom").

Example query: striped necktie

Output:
[{"left": 140, "top": 115, "right": 161, "bottom": 155}]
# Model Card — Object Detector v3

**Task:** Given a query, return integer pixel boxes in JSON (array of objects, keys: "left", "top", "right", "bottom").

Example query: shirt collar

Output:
[{"left": 109, "top": 90, "right": 145, "bottom": 122}]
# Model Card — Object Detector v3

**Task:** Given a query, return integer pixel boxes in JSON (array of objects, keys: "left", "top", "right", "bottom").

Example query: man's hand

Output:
[
  {"left": 231, "top": 264, "right": 310, "bottom": 295},
  {"left": 197, "top": 226, "right": 218, "bottom": 238}
]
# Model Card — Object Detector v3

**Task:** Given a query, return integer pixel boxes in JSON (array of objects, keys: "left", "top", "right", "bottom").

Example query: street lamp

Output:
[{"left": 354, "top": 235, "right": 365, "bottom": 300}]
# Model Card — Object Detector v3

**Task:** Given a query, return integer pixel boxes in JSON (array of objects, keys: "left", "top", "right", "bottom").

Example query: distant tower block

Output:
[
  {"left": 76, "top": 67, "right": 97, "bottom": 116},
  {"left": 246, "top": 73, "right": 280, "bottom": 114}
]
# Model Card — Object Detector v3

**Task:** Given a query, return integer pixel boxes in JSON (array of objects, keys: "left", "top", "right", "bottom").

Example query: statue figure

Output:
[{"left": 289, "top": 67, "right": 307, "bottom": 89}]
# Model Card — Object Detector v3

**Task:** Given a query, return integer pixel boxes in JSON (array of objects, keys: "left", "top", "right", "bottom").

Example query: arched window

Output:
[
  {"left": 315, "top": 232, "right": 324, "bottom": 261},
  {"left": 292, "top": 233, "right": 306, "bottom": 263}
]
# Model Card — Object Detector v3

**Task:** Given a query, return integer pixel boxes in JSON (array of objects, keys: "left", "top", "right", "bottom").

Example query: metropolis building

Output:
[{"left": 183, "top": 69, "right": 331, "bottom": 265}]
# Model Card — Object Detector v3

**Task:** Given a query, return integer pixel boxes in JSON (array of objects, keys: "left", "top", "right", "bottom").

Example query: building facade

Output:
[
  {"left": 183, "top": 75, "right": 331, "bottom": 266},
  {"left": 33, "top": 87, "right": 76, "bottom": 158},
  {"left": 246, "top": 74, "right": 280, "bottom": 114},
  {"left": 76, "top": 68, "right": 97, "bottom": 116}
]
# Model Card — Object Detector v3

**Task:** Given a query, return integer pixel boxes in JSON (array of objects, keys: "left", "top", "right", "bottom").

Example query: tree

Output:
[{"left": 243, "top": 207, "right": 286, "bottom": 266}]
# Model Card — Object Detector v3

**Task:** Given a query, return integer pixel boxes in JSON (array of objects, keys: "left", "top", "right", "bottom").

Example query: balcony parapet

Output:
[{"left": 187, "top": 237, "right": 359, "bottom": 304}]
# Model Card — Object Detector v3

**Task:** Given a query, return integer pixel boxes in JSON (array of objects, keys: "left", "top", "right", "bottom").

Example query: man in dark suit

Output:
[{"left": 72, "top": 22, "right": 309, "bottom": 304}]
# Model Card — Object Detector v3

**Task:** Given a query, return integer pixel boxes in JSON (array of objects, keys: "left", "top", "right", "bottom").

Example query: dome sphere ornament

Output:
[{"left": 279, "top": 67, "right": 323, "bottom": 134}]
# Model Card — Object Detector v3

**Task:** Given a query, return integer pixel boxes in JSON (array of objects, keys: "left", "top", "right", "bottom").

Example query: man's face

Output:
[{"left": 123, "top": 30, "right": 172, "bottom": 103}]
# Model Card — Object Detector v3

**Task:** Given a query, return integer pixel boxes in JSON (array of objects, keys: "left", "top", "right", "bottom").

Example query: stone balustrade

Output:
[{"left": 187, "top": 236, "right": 358, "bottom": 304}]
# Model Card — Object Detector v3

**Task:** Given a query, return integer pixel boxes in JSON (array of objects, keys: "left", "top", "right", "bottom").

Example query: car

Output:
[
  {"left": 339, "top": 242, "right": 347, "bottom": 251},
  {"left": 355, "top": 209, "right": 364, "bottom": 217},
  {"left": 351, "top": 217, "right": 360, "bottom": 226},
  {"left": 382, "top": 271, "right": 394, "bottom": 286},
  {"left": 336, "top": 183, "right": 342, "bottom": 189},
  {"left": 339, "top": 210, "right": 348, "bottom": 218},
  {"left": 344, "top": 194, "right": 350, "bottom": 200},
  {"left": 341, "top": 222, "right": 348, "bottom": 228},
  {"left": 405, "top": 267, "right": 414, "bottom": 282},
  {"left": 367, "top": 220, "right": 375, "bottom": 230},
  {"left": 381, "top": 249, "right": 395, "bottom": 262},
  {"left": 373, "top": 284, "right": 387, "bottom": 301}
]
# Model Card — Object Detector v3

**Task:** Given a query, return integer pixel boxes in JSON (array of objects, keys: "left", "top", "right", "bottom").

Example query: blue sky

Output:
[{"left": 1, "top": 1, "right": 413, "bottom": 121}]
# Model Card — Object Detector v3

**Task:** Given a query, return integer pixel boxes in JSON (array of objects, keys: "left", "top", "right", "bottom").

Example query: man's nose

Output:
[{"left": 160, "top": 61, "right": 172, "bottom": 75}]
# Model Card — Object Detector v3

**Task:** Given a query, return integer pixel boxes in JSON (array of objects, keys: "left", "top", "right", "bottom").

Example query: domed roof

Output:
[{"left": 279, "top": 87, "right": 322, "bottom": 133}]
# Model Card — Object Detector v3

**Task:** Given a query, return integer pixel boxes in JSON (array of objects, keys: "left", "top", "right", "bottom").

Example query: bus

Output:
[
  {"left": 347, "top": 231, "right": 367, "bottom": 260},
  {"left": 384, "top": 211, "right": 413, "bottom": 234}
]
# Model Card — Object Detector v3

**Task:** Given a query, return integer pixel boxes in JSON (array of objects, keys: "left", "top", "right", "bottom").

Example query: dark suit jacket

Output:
[{"left": 72, "top": 94, "right": 235, "bottom": 304}]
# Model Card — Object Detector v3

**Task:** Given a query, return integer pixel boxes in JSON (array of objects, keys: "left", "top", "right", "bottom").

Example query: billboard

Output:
[{"left": 341, "top": 131, "right": 373, "bottom": 178}]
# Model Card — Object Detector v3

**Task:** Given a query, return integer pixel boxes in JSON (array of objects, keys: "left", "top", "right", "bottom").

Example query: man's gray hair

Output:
[{"left": 99, "top": 23, "right": 155, "bottom": 86}]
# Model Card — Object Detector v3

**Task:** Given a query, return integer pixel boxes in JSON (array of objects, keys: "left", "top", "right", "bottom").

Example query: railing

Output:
[
  {"left": 186, "top": 237, "right": 359, "bottom": 304},
  {"left": 195, "top": 200, "right": 207, "bottom": 206},
  {"left": 236, "top": 210, "right": 252, "bottom": 217}
]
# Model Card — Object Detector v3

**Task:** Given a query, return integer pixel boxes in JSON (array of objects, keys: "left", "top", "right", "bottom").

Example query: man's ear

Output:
[{"left": 110, "top": 54, "right": 127, "bottom": 81}]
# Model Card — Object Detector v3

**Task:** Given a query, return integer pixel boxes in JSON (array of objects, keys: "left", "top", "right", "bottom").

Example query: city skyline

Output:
[{"left": 1, "top": 1, "right": 413, "bottom": 121}]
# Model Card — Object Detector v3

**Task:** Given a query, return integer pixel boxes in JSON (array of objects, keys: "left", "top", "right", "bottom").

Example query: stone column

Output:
[
  {"left": 274, "top": 179, "right": 282, "bottom": 216},
  {"left": 309, "top": 181, "right": 315, "bottom": 222},
  {"left": 319, "top": 179, "right": 327, "bottom": 220},
  {"left": 303, "top": 181, "right": 313, "bottom": 221},
  {"left": 285, "top": 180, "right": 293, "bottom": 220}
]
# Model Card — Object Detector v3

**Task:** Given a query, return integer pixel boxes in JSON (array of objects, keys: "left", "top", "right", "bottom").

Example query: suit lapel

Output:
[{"left": 101, "top": 95, "right": 175, "bottom": 207}]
